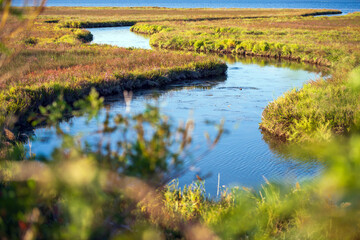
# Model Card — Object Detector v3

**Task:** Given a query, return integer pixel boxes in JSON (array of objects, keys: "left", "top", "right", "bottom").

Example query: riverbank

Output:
[
  {"left": 131, "top": 13, "right": 359, "bottom": 66},
  {"left": 1, "top": 46, "right": 226, "bottom": 134},
  {"left": 1, "top": 8, "right": 237, "bottom": 133},
  {"left": 130, "top": 12, "right": 360, "bottom": 142}
]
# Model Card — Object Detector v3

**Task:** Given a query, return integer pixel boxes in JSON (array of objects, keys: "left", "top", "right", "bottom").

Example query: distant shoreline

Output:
[{"left": 10, "top": 1, "right": 360, "bottom": 14}]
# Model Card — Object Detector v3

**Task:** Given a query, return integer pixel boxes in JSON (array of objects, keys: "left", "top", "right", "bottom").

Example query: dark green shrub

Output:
[{"left": 24, "top": 37, "right": 38, "bottom": 46}]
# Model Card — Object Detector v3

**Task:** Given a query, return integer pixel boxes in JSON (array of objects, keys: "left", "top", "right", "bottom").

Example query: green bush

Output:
[
  {"left": 240, "top": 40, "right": 254, "bottom": 51},
  {"left": 282, "top": 45, "right": 292, "bottom": 55},
  {"left": 24, "top": 37, "right": 38, "bottom": 46},
  {"left": 194, "top": 40, "right": 204, "bottom": 50},
  {"left": 74, "top": 29, "right": 93, "bottom": 43}
]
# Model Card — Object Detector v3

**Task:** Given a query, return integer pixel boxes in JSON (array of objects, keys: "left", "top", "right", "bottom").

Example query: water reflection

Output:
[{"left": 218, "top": 54, "right": 330, "bottom": 76}]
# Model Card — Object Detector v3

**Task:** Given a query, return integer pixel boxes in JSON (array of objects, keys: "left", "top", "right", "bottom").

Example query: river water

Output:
[{"left": 29, "top": 27, "right": 325, "bottom": 195}]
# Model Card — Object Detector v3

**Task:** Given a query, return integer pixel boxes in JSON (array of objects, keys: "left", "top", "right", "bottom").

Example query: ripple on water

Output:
[{"left": 217, "top": 86, "right": 259, "bottom": 90}]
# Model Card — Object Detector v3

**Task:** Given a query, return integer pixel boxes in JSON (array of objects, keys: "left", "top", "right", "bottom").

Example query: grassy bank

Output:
[
  {"left": 1, "top": 10, "right": 232, "bottom": 131},
  {"left": 131, "top": 13, "right": 360, "bottom": 66},
  {"left": 0, "top": 45, "right": 226, "bottom": 130},
  {"left": 130, "top": 13, "right": 360, "bottom": 142},
  {"left": 4, "top": 16, "right": 94, "bottom": 47},
  {"left": 4, "top": 7, "right": 356, "bottom": 141}
]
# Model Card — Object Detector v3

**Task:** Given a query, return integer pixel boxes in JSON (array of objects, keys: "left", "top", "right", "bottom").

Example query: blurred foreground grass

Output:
[{"left": 1, "top": 84, "right": 360, "bottom": 239}]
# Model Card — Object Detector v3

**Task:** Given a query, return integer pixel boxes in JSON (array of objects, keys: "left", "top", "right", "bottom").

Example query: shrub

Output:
[
  {"left": 252, "top": 43, "right": 262, "bottom": 53},
  {"left": 240, "top": 40, "right": 254, "bottom": 51},
  {"left": 260, "top": 41, "right": 270, "bottom": 52},
  {"left": 226, "top": 39, "right": 236, "bottom": 48},
  {"left": 215, "top": 41, "right": 226, "bottom": 51},
  {"left": 74, "top": 30, "right": 93, "bottom": 43},
  {"left": 24, "top": 37, "right": 38, "bottom": 46},
  {"left": 252, "top": 41, "right": 270, "bottom": 53},
  {"left": 282, "top": 45, "right": 292, "bottom": 55},
  {"left": 194, "top": 40, "right": 204, "bottom": 51}
]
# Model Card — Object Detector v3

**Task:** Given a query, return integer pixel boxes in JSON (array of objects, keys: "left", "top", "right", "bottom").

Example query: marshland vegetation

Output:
[
  {"left": 2, "top": 6, "right": 350, "bottom": 137},
  {"left": 1, "top": 5, "right": 360, "bottom": 240},
  {"left": 0, "top": 45, "right": 226, "bottom": 129},
  {"left": 130, "top": 12, "right": 360, "bottom": 141},
  {"left": 0, "top": 10, "right": 227, "bottom": 130}
]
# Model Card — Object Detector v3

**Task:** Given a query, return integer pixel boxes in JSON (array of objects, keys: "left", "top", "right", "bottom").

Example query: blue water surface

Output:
[{"left": 13, "top": 0, "right": 360, "bottom": 14}]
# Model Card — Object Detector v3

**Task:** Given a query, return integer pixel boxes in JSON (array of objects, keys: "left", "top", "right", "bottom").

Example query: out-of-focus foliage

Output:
[
  {"left": 145, "top": 135, "right": 360, "bottom": 240},
  {"left": 3, "top": 88, "right": 360, "bottom": 239},
  {"left": 0, "top": 89, "right": 224, "bottom": 239}
]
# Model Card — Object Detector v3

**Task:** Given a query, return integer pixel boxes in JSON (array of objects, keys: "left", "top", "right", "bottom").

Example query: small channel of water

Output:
[{"left": 29, "top": 26, "right": 325, "bottom": 195}]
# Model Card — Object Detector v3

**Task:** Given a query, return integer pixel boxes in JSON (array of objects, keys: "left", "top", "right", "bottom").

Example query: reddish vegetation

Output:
[{"left": 3, "top": 46, "right": 222, "bottom": 88}]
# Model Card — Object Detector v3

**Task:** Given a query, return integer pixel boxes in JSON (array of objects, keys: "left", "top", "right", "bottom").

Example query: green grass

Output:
[
  {"left": 131, "top": 14, "right": 360, "bottom": 66},
  {"left": 130, "top": 13, "right": 360, "bottom": 142},
  {"left": 260, "top": 75, "right": 360, "bottom": 141}
]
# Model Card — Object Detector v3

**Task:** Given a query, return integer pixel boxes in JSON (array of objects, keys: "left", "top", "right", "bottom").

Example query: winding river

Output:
[{"left": 29, "top": 27, "right": 325, "bottom": 195}]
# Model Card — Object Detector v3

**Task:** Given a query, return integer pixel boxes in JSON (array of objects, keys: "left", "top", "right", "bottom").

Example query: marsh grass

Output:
[
  {"left": 0, "top": 11, "right": 229, "bottom": 132},
  {"left": 0, "top": 46, "right": 226, "bottom": 132},
  {"left": 260, "top": 65, "right": 360, "bottom": 142},
  {"left": 130, "top": 13, "right": 360, "bottom": 142},
  {"left": 132, "top": 14, "right": 360, "bottom": 66}
]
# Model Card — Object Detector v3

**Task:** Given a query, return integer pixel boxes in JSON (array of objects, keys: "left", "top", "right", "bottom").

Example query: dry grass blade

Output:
[
  {"left": 3, "top": 128, "right": 15, "bottom": 141},
  {"left": 0, "top": 0, "right": 11, "bottom": 30},
  {"left": 0, "top": 0, "right": 47, "bottom": 80}
]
